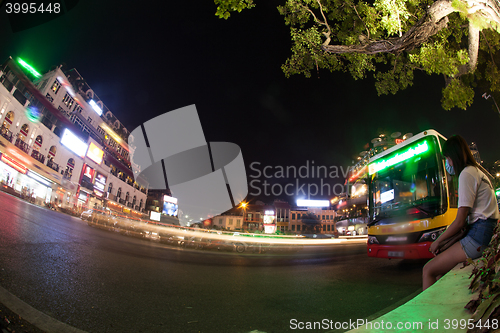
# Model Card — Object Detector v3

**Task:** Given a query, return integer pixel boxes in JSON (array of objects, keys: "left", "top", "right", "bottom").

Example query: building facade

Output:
[
  {"left": 0, "top": 57, "right": 147, "bottom": 216},
  {"left": 213, "top": 214, "right": 243, "bottom": 231},
  {"left": 290, "top": 208, "right": 337, "bottom": 234},
  {"left": 211, "top": 201, "right": 336, "bottom": 234}
]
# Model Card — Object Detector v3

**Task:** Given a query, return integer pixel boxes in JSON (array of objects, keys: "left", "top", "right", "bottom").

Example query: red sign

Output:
[
  {"left": 1, "top": 154, "right": 27, "bottom": 174},
  {"left": 83, "top": 165, "right": 95, "bottom": 179}
]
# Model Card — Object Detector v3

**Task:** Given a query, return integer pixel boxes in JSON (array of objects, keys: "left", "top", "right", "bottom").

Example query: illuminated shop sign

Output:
[
  {"left": 296, "top": 199, "right": 330, "bottom": 207},
  {"left": 94, "top": 172, "right": 106, "bottom": 192},
  {"left": 1, "top": 154, "right": 27, "bottom": 174},
  {"left": 150, "top": 211, "right": 161, "bottom": 222},
  {"left": 61, "top": 129, "right": 88, "bottom": 158},
  {"left": 368, "top": 140, "right": 429, "bottom": 175},
  {"left": 86, "top": 142, "right": 104, "bottom": 164},
  {"left": 27, "top": 170, "right": 51, "bottom": 186},
  {"left": 78, "top": 191, "right": 89, "bottom": 202},
  {"left": 96, "top": 174, "right": 106, "bottom": 184},
  {"left": 94, "top": 181, "right": 105, "bottom": 192},
  {"left": 380, "top": 189, "right": 395, "bottom": 204},
  {"left": 265, "top": 210, "right": 274, "bottom": 215},
  {"left": 89, "top": 100, "right": 103, "bottom": 116},
  {"left": 264, "top": 224, "right": 276, "bottom": 234}
]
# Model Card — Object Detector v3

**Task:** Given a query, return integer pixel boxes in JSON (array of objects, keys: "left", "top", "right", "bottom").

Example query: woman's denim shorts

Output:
[{"left": 460, "top": 218, "right": 497, "bottom": 259}]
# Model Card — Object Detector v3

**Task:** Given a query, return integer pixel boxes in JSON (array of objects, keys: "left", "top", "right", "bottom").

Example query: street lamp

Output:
[
  {"left": 482, "top": 93, "right": 500, "bottom": 116},
  {"left": 239, "top": 202, "right": 247, "bottom": 231}
]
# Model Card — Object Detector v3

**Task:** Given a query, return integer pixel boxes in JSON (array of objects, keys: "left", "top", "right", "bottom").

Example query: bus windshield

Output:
[{"left": 368, "top": 137, "right": 447, "bottom": 226}]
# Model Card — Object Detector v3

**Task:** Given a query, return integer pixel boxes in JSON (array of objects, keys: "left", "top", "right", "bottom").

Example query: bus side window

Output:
[{"left": 447, "top": 175, "right": 458, "bottom": 208}]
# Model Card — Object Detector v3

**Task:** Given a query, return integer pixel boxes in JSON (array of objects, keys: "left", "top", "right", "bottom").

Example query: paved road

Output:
[{"left": 0, "top": 192, "right": 427, "bottom": 333}]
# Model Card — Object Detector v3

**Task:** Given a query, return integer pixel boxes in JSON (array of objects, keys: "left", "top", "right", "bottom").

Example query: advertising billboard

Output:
[
  {"left": 61, "top": 129, "right": 88, "bottom": 158},
  {"left": 86, "top": 142, "right": 104, "bottom": 164},
  {"left": 162, "top": 195, "right": 178, "bottom": 216},
  {"left": 83, "top": 165, "right": 95, "bottom": 180}
]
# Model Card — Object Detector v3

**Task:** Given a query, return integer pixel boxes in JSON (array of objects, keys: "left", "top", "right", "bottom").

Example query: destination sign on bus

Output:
[{"left": 369, "top": 140, "right": 429, "bottom": 175}]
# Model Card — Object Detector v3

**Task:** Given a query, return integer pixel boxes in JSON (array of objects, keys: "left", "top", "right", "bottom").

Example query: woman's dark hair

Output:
[{"left": 442, "top": 135, "right": 478, "bottom": 175}]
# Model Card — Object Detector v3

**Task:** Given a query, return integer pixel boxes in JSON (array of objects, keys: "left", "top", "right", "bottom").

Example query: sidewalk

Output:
[{"left": 345, "top": 263, "right": 477, "bottom": 332}]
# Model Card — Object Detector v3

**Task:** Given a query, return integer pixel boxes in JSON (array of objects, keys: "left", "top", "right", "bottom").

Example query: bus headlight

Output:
[
  {"left": 418, "top": 227, "right": 446, "bottom": 243},
  {"left": 368, "top": 236, "right": 379, "bottom": 245}
]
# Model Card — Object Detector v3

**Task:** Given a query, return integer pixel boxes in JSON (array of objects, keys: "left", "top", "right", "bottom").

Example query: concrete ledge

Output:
[{"left": 346, "top": 263, "right": 477, "bottom": 332}]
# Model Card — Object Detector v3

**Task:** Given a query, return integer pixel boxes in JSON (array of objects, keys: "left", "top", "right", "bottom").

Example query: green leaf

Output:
[{"left": 472, "top": 295, "right": 497, "bottom": 321}]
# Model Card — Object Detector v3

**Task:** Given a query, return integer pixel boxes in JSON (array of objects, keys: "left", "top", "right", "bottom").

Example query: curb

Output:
[
  {"left": 343, "top": 263, "right": 477, "bottom": 332},
  {"left": 0, "top": 285, "right": 87, "bottom": 333}
]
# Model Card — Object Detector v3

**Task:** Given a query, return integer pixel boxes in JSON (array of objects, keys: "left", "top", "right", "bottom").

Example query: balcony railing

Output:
[
  {"left": 2, "top": 78, "right": 14, "bottom": 92},
  {"left": 119, "top": 198, "right": 126, "bottom": 205},
  {"left": 15, "top": 138, "right": 30, "bottom": 154},
  {"left": 47, "top": 159, "right": 59, "bottom": 172},
  {"left": 0, "top": 126, "right": 13, "bottom": 143},
  {"left": 31, "top": 150, "right": 45, "bottom": 164},
  {"left": 63, "top": 171, "right": 72, "bottom": 180}
]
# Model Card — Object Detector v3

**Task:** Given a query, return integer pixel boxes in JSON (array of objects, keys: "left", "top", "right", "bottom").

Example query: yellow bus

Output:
[{"left": 367, "top": 129, "right": 459, "bottom": 259}]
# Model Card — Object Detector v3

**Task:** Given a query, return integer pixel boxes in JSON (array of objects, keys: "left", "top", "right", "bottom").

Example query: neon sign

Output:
[
  {"left": 369, "top": 141, "right": 429, "bottom": 175},
  {"left": 17, "top": 58, "right": 42, "bottom": 78}
]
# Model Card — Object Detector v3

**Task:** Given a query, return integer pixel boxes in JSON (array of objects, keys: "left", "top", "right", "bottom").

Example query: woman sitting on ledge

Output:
[{"left": 423, "top": 135, "right": 500, "bottom": 290}]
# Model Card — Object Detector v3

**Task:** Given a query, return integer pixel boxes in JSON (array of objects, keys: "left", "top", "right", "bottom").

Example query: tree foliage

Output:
[
  {"left": 466, "top": 223, "right": 500, "bottom": 331},
  {"left": 216, "top": 0, "right": 500, "bottom": 110},
  {"left": 214, "top": 0, "right": 255, "bottom": 19}
]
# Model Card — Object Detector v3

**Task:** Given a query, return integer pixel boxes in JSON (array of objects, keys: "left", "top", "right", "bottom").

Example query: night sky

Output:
[{"left": 1, "top": 0, "right": 499, "bottom": 203}]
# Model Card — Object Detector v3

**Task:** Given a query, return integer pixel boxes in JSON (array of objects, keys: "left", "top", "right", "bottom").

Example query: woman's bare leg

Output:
[{"left": 423, "top": 242, "right": 467, "bottom": 290}]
